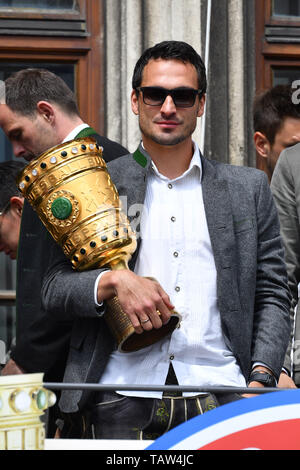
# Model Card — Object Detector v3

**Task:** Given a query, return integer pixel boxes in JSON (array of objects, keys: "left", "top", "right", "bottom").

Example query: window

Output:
[
  {"left": 272, "top": 0, "right": 300, "bottom": 18},
  {"left": 273, "top": 67, "right": 300, "bottom": 85}
]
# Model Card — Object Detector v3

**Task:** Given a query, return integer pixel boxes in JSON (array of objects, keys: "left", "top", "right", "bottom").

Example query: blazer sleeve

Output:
[
  {"left": 251, "top": 170, "right": 291, "bottom": 378},
  {"left": 41, "top": 239, "right": 107, "bottom": 322},
  {"left": 271, "top": 151, "right": 300, "bottom": 308},
  {"left": 271, "top": 150, "right": 300, "bottom": 373}
]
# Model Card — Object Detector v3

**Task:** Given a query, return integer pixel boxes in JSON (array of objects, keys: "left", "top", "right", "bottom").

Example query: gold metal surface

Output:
[
  {"left": 17, "top": 137, "right": 181, "bottom": 352},
  {"left": 0, "top": 373, "right": 56, "bottom": 450}
]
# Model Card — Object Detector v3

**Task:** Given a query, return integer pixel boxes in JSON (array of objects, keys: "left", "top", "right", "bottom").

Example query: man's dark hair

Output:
[
  {"left": 0, "top": 161, "right": 25, "bottom": 212},
  {"left": 132, "top": 40, "right": 207, "bottom": 96},
  {"left": 253, "top": 84, "right": 300, "bottom": 145},
  {"left": 5, "top": 68, "right": 80, "bottom": 117}
]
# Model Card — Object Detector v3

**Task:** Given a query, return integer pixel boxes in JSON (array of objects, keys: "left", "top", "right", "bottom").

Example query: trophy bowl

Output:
[{"left": 16, "top": 137, "right": 181, "bottom": 352}]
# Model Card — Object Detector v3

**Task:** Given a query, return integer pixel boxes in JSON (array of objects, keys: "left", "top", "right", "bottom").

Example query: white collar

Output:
[
  {"left": 149, "top": 141, "right": 202, "bottom": 183},
  {"left": 62, "top": 123, "right": 90, "bottom": 143}
]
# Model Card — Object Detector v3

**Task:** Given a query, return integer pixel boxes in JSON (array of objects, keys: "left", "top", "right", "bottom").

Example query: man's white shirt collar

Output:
[
  {"left": 144, "top": 141, "right": 202, "bottom": 183},
  {"left": 62, "top": 123, "right": 90, "bottom": 143}
]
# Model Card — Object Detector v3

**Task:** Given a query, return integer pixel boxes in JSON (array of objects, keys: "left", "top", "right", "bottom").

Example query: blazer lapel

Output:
[
  {"left": 122, "top": 147, "right": 148, "bottom": 222},
  {"left": 125, "top": 145, "right": 149, "bottom": 269}
]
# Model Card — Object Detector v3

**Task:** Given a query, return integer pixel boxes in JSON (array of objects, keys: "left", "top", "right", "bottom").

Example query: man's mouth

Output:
[{"left": 156, "top": 121, "right": 180, "bottom": 129}]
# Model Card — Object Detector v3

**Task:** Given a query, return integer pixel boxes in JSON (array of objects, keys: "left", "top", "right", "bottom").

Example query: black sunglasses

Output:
[{"left": 136, "top": 86, "right": 203, "bottom": 108}]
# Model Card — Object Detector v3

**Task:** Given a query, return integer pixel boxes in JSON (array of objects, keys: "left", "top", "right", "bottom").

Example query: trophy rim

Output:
[{"left": 16, "top": 136, "right": 99, "bottom": 186}]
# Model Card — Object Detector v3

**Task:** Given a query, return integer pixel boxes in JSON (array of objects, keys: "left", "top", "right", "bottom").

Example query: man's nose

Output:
[
  {"left": 13, "top": 142, "right": 26, "bottom": 158},
  {"left": 160, "top": 95, "right": 177, "bottom": 115}
]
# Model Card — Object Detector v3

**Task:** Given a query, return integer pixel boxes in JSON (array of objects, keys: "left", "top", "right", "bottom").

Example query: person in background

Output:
[
  {"left": 0, "top": 68, "right": 128, "bottom": 436},
  {"left": 253, "top": 84, "right": 300, "bottom": 182},
  {"left": 41, "top": 41, "right": 291, "bottom": 440},
  {"left": 0, "top": 160, "right": 25, "bottom": 260},
  {"left": 271, "top": 141, "right": 300, "bottom": 389},
  {"left": 253, "top": 84, "right": 300, "bottom": 389},
  {"left": 0, "top": 160, "right": 25, "bottom": 371}
]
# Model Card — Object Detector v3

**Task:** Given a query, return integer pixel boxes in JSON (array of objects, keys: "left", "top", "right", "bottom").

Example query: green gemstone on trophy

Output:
[
  {"left": 51, "top": 197, "right": 72, "bottom": 220},
  {"left": 36, "top": 389, "right": 47, "bottom": 410}
]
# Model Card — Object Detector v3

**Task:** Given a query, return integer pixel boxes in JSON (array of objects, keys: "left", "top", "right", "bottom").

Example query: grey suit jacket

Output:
[
  {"left": 271, "top": 142, "right": 300, "bottom": 383},
  {"left": 42, "top": 145, "right": 291, "bottom": 413}
]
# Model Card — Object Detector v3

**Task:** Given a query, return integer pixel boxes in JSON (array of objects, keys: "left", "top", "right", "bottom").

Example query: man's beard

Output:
[
  {"left": 23, "top": 141, "right": 55, "bottom": 162},
  {"left": 139, "top": 119, "right": 197, "bottom": 147},
  {"left": 23, "top": 152, "right": 36, "bottom": 162},
  {"left": 147, "top": 133, "right": 189, "bottom": 146}
]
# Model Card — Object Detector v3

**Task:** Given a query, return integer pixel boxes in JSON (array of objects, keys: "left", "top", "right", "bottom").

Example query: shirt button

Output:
[
  {"left": 171, "top": 216, "right": 176, "bottom": 222},
  {"left": 168, "top": 183, "right": 173, "bottom": 189},
  {"left": 175, "top": 286, "right": 180, "bottom": 292},
  {"left": 169, "top": 355, "right": 175, "bottom": 361},
  {"left": 173, "top": 251, "right": 179, "bottom": 258}
]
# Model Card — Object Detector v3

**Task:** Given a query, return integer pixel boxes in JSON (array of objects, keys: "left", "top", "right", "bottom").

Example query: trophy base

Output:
[{"left": 119, "top": 314, "right": 181, "bottom": 353}]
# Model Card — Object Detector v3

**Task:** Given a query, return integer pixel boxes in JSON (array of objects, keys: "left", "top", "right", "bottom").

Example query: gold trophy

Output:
[
  {"left": 17, "top": 137, "right": 181, "bottom": 352},
  {"left": 0, "top": 373, "right": 56, "bottom": 450}
]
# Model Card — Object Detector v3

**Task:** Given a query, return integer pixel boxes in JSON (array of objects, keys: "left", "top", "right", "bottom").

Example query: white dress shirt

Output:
[{"left": 99, "top": 143, "right": 246, "bottom": 397}]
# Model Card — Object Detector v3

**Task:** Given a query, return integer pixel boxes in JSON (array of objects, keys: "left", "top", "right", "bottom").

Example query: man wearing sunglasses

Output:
[{"left": 41, "top": 41, "right": 291, "bottom": 440}]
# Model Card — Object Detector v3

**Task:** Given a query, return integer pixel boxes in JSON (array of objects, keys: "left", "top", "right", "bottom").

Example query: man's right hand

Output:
[
  {"left": 1, "top": 358, "right": 25, "bottom": 376},
  {"left": 97, "top": 269, "right": 175, "bottom": 334}
]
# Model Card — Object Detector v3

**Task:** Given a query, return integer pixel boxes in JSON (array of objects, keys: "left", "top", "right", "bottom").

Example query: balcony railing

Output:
[{"left": 0, "top": 289, "right": 16, "bottom": 307}]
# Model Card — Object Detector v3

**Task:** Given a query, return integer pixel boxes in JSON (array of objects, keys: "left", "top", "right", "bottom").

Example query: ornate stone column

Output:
[
  {"left": 105, "top": 0, "right": 143, "bottom": 152},
  {"left": 228, "top": 0, "right": 245, "bottom": 166}
]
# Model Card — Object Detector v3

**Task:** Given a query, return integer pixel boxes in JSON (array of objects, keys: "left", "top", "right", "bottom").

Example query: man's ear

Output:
[
  {"left": 253, "top": 131, "right": 271, "bottom": 159},
  {"left": 9, "top": 196, "right": 24, "bottom": 218},
  {"left": 36, "top": 101, "right": 55, "bottom": 124},
  {"left": 131, "top": 89, "right": 139, "bottom": 116},
  {"left": 197, "top": 94, "right": 206, "bottom": 118}
]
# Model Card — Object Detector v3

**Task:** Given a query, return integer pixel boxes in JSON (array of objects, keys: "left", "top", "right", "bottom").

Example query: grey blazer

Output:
[
  {"left": 271, "top": 143, "right": 300, "bottom": 383},
  {"left": 42, "top": 146, "right": 291, "bottom": 413}
]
